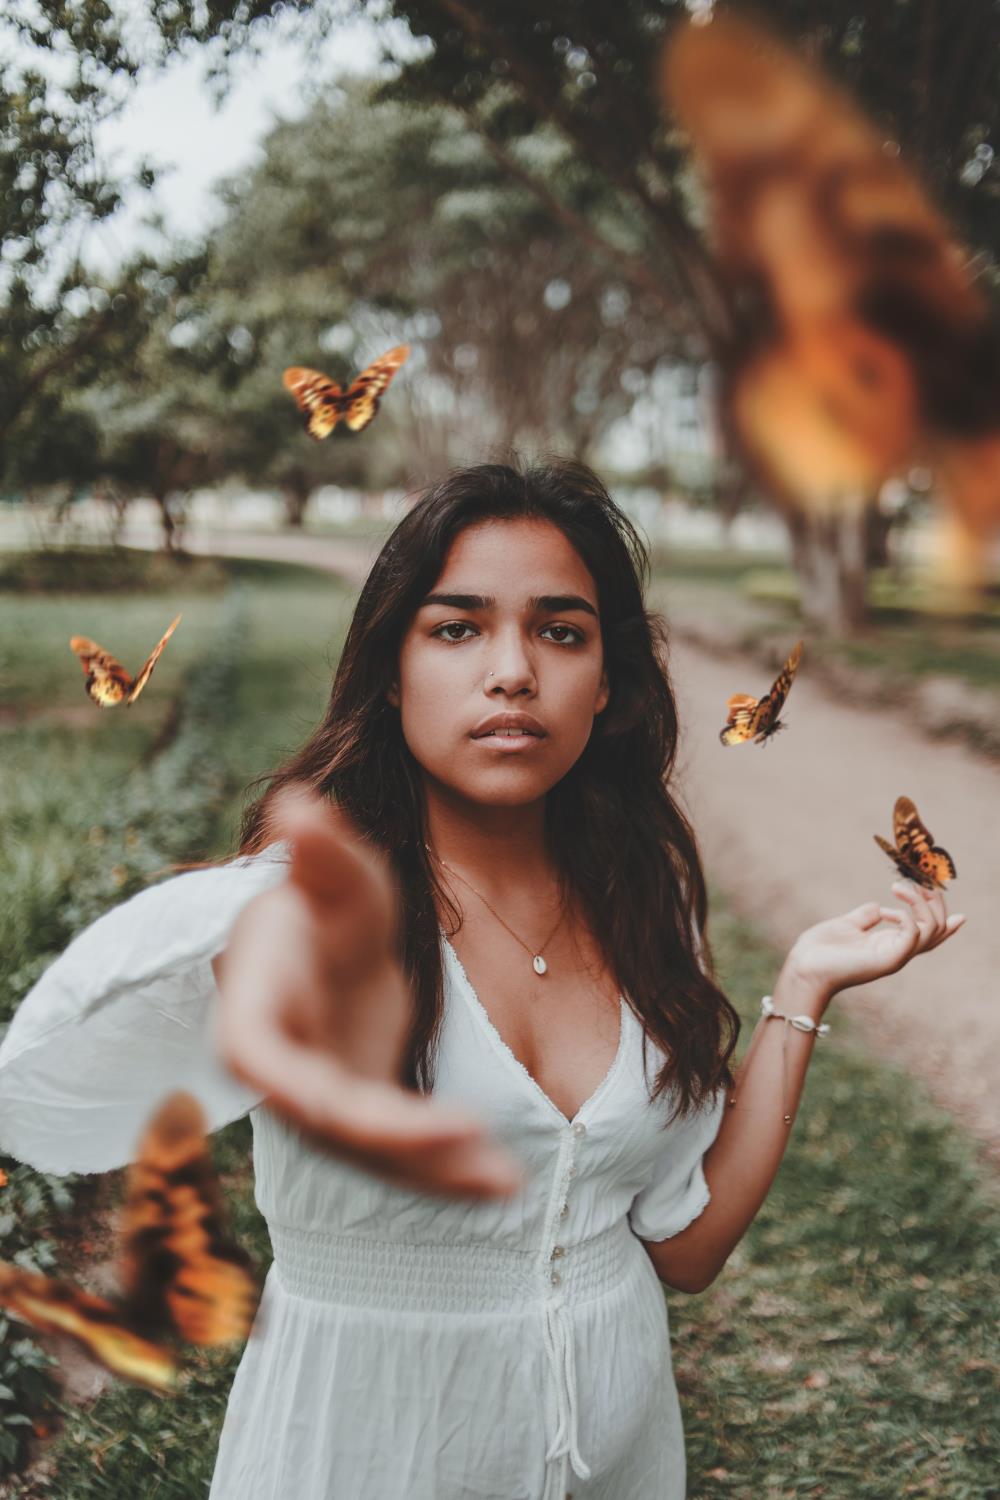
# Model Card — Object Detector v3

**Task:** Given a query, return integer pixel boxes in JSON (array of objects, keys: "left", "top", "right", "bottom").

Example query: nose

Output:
[{"left": 483, "top": 628, "right": 537, "bottom": 695}]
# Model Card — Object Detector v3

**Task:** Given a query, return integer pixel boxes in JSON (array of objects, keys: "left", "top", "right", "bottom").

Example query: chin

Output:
[{"left": 425, "top": 764, "right": 560, "bottom": 810}]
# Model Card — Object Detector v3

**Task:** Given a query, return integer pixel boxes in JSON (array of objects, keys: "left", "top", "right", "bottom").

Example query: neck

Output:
[{"left": 422, "top": 780, "right": 556, "bottom": 897}]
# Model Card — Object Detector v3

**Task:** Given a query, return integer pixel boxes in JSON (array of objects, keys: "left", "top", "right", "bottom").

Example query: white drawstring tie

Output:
[{"left": 542, "top": 1295, "right": 591, "bottom": 1498}]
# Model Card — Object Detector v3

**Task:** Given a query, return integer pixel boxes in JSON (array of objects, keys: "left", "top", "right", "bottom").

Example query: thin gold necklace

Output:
[{"left": 425, "top": 845, "right": 565, "bottom": 976}]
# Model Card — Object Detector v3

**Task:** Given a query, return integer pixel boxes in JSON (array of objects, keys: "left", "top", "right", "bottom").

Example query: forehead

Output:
[{"left": 432, "top": 518, "right": 597, "bottom": 595}]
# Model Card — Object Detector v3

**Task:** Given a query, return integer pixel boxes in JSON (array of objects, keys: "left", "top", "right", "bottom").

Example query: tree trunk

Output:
[
  {"left": 864, "top": 499, "right": 894, "bottom": 570},
  {"left": 282, "top": 479, "right": 311, "bottom": 529},
  {"left": 153, "top": 490, "right": 184, "bottom": 554},
  {"left": 786, "top": 504, "right": 870, "bottom": 635}
]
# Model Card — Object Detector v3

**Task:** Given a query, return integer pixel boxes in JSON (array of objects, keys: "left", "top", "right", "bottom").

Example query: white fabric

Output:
[{"left": 0, "top": 848, "right": 725, "bottom": 1500}]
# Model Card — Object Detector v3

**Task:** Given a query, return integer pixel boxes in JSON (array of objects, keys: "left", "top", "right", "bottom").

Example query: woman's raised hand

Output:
[
  {"left": 780, "top": 880, "right": 966, "bottom": 1008},
  {"left": 212, "top": 788, "right": 521, "bottom": 1199}
]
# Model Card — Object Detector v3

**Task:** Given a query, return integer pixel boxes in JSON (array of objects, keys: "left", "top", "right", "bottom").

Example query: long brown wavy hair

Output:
[{"left": 238, "top": 457, "right": 740, "bottom": 1118}]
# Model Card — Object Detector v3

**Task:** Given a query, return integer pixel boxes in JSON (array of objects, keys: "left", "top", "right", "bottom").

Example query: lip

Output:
[{"left": 470, "top": 711, "right": 547, "bottom": 739}]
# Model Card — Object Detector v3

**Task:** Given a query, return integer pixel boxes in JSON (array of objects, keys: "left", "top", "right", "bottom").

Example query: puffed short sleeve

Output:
[
  {"left": 0, "top": 845, "right": 289, "bottom": 1177},
  {"left": 628, "top": 1086, "right": 726, "bottom": 1242}
]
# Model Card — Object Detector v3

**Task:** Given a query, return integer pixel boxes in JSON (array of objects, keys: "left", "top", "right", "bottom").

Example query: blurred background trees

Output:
[{"left": 3, "top": 0, "right": 1000, "bottom": 630}]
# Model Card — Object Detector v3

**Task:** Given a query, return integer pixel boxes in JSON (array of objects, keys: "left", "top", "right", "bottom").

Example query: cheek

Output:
[{"left": 396, "top": 644, "right": 458, "bottom": 744}]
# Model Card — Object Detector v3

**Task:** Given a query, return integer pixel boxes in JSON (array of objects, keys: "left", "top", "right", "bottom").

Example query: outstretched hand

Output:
[
  {"left": 212, "top": 788, "right": 521, "bottom": 1200},
  {"left": 783, "top": 881, "right": 966, "bottom": 1007}
]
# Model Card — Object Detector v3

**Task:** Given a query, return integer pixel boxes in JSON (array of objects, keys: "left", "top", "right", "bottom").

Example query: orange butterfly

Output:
[
  {"left": 283, "top": 344, "right": 410, "bottom": 439},
  {"left": 874, "top": 796, "right": 956, "bottom": 890},
  {"left": 69, "top": 614, "right": 181, "bottom": 707},
  {"left": 660, "top": 16, "right": 1000, "bottom": 580},
  {"left": 0, "top": 1092, "right": 259, "bottom": 1393},
  {"left": 719, "top": 640, "right": 803, "bottom": 746}
]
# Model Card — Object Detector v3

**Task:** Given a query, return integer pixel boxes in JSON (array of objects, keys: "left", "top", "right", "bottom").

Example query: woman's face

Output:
[{"left": 389, "top": 517, "right": 609, "bottom": 811}]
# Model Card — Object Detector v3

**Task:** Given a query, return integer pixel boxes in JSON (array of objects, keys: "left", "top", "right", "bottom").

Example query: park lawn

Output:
[
  {"left": 1, "top": 550, "right": 997, "bottom": 1499},
  {"left": 0, "top": 556, "right": 351, "bottom": 1011}
]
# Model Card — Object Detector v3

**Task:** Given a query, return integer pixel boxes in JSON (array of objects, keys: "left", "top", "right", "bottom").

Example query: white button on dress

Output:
[{"left": 0, "top": 846, "right": 726, "bottom": 1500}]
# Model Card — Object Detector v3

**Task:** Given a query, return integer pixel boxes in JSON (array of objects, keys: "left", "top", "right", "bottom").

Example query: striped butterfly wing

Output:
[
  {"left": 342, "top": 344, "right": 411, "bottom": 432},
  {"left": 282, "top": 367, "right": 348, "bottom": 440},
  {"left": 120, "top": 1092, "right": 259, "bottom": 1350},
  {"left": 748, "top": 640, "right": 803, "bottom": 739},
  {"left": 0, "top": 1263, "right": 178, "bottom": 1393},
  {"left": 873, "top": 832, "right": 921, "bottom": 886},
  {"left": 660, "top": 15, "right": 988, "bottom": 514},
  {"left": 126, "top": 614, "right": 182, "bottom": 705},
  {"left": 0, "top": 1092, "right": 259, "bottom": 1394},
  {"left": 892, "top": 796, "right": 956, "bottom": 888},
  {"left": 69, "top": 636, "right": 133, "bottom": 707}
]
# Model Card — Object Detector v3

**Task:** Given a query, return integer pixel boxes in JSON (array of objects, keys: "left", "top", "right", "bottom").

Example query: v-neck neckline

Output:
[{"left": 441, "top": 932, "right": 628, "bottom": 1130}]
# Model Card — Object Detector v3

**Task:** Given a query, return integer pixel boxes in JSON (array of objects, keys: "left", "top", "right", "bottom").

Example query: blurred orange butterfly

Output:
[
  {"left": 69, "top": 614, "right": 181, "bottom": 707},
  {"left": 874, "top": 796, "right": 956, "bottom": 890},
  {"left": 283, "top": 344, "right": 411, "bottom": 439},
  {"left": 0, "top": 1092, "right": 260, "bottom": 1394},
  {"left": 719, "top": 640, "right": 803, "bottom": 746},
  {"left": 661, "top": 16, "right": 1000, "bottom": 580}
]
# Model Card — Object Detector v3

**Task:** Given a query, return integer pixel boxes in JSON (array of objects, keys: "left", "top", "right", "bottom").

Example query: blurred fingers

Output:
[
  {"left": 272, "top": 786, "right": 393, "bottom": 918},
  {"left": 221, "top": 1024, "right": 520, "bottom": 1196}
]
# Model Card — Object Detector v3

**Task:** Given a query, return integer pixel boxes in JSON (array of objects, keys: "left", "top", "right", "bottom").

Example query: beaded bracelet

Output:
[{"left": 728, "top": 994, "right": 831, "bottom": 1124}]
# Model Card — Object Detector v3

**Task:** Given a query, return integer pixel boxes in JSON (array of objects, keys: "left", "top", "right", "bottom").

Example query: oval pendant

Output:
[{"left": 532, "top": 954, "right": 547, "bottom": 975}]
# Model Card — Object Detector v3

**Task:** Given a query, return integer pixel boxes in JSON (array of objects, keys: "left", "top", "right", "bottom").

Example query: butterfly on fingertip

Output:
[
  {"left": 69, "top": 614, "right": 181, "bottom": 707},
  {"left": 873, "top": 796, "right": 956, "bottom": 890},
  {"left": 282, "top": 344, "right": 410, "bottom": 439},
  {"left": 719, "top": 640, "right": 803, "bottom": 746},
  {"left": 0, "top": 1092, "right": 260, "bottom": 1394}
]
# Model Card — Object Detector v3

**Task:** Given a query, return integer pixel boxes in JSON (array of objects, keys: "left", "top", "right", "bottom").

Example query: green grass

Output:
[
  {"left": 2, "top": 552, "right": 998, "bottom": 1498},
  {"left": 674, "top": 903, "right": 1000, "bottom": 1500},
  {"left": 0, "top": 551, "right": 352, "bottom": 1481},
  {"left": 0, "top": 554, "right": 350, "bottom": 1013}
]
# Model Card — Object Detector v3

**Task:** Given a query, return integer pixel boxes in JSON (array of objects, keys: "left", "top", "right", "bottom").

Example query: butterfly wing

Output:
[
  {"left": 342, "top": 344, "right": 410, "bottom": 432},
  {"left": 0, "top": 1261, "right": 176, "bottom": 1393},
  {"left": 120, "top": 1092, "right": 259, "bottom": 1350},
  {"left": 125, "top": 614, "right": 182, "bottom": 706},
  {"left": 749, "top": 640, "right": 803, "bottom": 738},
  {"left": 69, "top": 636, "right": 133, "bottom": 707},
  {"left": 873, "top": 832, "right": 919, "bottom": 884},
  {"left": 661, "top": 16, "right": 987, "bottom": 513},
  {"left": 283, "top": 367, "right": 347, "bottom": 440},
  {"left": 892, "top": 796, "right": 956, "bottom": 888},
  {"left": 719, "top": 693, "right": 759, "bottom": 745}
]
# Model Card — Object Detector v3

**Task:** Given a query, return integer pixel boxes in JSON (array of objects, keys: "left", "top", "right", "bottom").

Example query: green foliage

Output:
[
  {"left": 0, "top": 556, "right": 348, "bottom": 1476},
  {"left": 0, "top": 546, "right": 228, "bottom": 595},
  {"left": 0, "top": 2, "right": 344, "bottom": 476}
]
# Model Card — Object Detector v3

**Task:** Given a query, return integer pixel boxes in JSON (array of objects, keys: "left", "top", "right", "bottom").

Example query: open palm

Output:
[{"left": 786, "top": 882, "right": 966, "bottom": 1001}]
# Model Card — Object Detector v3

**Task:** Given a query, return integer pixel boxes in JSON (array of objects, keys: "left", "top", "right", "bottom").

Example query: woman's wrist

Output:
[{"left": 772, "top": 951, "right": 835, "bottom": 1021}]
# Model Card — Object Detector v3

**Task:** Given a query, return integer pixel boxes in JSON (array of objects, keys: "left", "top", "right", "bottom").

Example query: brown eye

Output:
[
  {"left": 432, "top": 622, "right": 477, "bottom": 642},
  {"left": 541, "top": 625, "right": 584, "bottom": 645}
]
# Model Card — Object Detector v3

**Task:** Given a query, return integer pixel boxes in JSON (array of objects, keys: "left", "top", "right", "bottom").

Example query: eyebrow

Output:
[{"left": 419, "top": 591, "right": 599, "bottom": 619}]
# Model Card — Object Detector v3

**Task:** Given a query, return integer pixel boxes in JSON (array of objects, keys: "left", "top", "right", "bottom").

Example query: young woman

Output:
[{"left": 0, "top": 459, "right": 963, "bottom": 1500}]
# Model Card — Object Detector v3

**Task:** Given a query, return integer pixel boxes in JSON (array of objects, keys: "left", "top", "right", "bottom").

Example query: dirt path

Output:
[
  {"left": 162, "top": 528, "right": 1000, "bottom": 1164},
  {"left": 664, "top": 633, "right": 999, "bottom": 1166}
]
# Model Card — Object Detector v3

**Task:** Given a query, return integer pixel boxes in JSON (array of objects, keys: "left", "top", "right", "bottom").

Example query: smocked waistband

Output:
[{"left": 268, "top": 1217, "right": 640, "bottom": 1313}]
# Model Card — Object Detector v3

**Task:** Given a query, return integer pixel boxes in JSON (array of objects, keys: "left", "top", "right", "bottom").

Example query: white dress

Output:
[{"left": 0, "top": 846, "right": 725, "bottom": 1500}]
